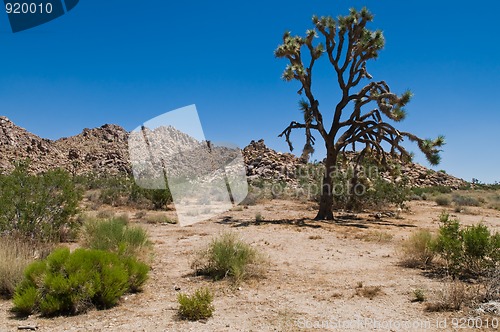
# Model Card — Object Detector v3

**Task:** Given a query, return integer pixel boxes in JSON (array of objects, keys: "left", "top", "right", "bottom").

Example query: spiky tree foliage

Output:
[{"left": 275, "top": 7, "right": 444, "bottom": 220}]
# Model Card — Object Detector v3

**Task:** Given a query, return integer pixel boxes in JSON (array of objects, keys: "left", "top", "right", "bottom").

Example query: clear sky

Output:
[{"left": 0, "top": 1, "right": 498, "bottom": 183}]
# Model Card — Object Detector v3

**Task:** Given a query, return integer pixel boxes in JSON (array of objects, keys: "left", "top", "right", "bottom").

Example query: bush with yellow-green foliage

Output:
[
  {"left": 80, "top": 216, "right": 151, "bottom": 259},
  {"left": 177, "top": 287, "right": 214, "bottom": 321},
  {"left": 192, "top": 232, "right": 264, "bottom": 282},
  {"left": 12, "top": 248, "right": 148, "bottom": 316}
]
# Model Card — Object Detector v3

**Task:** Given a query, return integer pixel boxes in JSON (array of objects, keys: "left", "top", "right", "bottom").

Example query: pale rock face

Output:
[{"left": 0, "top": 117, "right": 467, "bottom": 189}]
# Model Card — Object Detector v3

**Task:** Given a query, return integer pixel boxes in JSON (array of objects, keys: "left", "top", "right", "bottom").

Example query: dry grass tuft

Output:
[
  {"left": 0, "top": 236, "right": 52, "bottom": 298},
  {"left": 355, "top": 283, "right": 383, "bottom": 300},
  {"left": 355, "top": 230, "right": 393, "bottom": 243},
  {"left": 399, "top": 230, "right": 436, "bottom": 268},
  {"left": 425, "top": 282, "right": 472, "bottom": 312}
]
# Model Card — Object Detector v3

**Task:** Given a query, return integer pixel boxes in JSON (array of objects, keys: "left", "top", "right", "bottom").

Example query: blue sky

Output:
[{"left": 0, "top": 1, "right": 498, "bottom": 183}]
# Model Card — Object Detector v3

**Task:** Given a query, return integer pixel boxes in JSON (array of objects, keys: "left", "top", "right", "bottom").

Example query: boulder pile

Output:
[
  {"left": 0, "top": 116, "right": 467, "bottom": 188},
  {"left": 243, "top": 139, "right": 466, "bottom": 189}
]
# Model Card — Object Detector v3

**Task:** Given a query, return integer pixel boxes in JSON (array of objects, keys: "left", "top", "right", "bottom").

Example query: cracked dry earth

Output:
[{"left": 1, "top": 200, "right": 499, "bottom": 332}]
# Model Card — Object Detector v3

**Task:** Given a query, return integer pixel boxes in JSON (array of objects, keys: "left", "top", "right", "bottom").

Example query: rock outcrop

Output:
[
  {"left": 0, "top": 116, "right": 467, "bottom": 188},
  {"left": 243, "top": 139, "right": 466, "bottom": 189}
]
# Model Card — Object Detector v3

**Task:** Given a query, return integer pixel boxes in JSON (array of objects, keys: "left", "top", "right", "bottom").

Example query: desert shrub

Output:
[
  {"left": 425, "top": 282, "right": 470, "bottom": 312},
  {"left": 358, "top": 177, "right": 411, "bottom": 210},
  {"left": 177, "top": 287, "right": 214, "bottom": 321},
  {"left": 355, "top": 284, "right": 383, "bottom": 299},
  {"left": 192, "top": 232, "right": 263, "bottom": 282},
  {"left": 433, "top": 213, "right": 499, "bottom": 277},
  {"left": 78, "top": 174, "right": 172, "bottom": 210},
  {"left": 433, "top": 213, "right": 465, "bottom": 274},
  {"left": 141, "top": 188, "right": 173, "bottom": 210},
  {"left": 0, "top": 162, "right": 81, "bottom": 242},
  {"left": 412, "top": 289, "right": 426, "bottom": 303},
  {"left": 461, "top": 224, "right": 492, "bottom": 273},
  {"left": 412, "top": 186, "right": 452, "bottom": 196},
  {"left": 295, "top": 160, "right": 411, "bottom": 210},
  {"left": 491, "top": 233, "right": 500, "bottom": 263},
  {"left": 145, "top": 214, "right": 177, "bottom": 224},
  {"left": 255, "top": 212, "right": 264, "bottom": 223},
  {"left": 81, "top": 217, "right": 151, "bottom": 258},
  {"left": 12, "top": 248, "right": 148, "bottom": 316},
  {"left": 400, "top": 230, "right": 436, "bottom": 268},
  {"left": 0, "top": 236, "right": 52, "bottom": 298},
  {"left": 435, "top": 196, "right": 451, "bottom": 206},
  {"left": 452, "top": 194, "right": 481, "bottom": 207}
]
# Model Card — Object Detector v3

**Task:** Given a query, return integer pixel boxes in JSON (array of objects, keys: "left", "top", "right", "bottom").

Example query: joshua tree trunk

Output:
[{"left": 315, "top": 145, "right": 337, "bottom": 220}]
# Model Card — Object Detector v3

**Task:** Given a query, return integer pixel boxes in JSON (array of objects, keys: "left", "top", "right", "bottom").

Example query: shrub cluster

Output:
[
  {"left": 12, "top": 248, "right": 148, "bottom": 316},
  {"left": 434, "top": 213, "right": 499, "bottom": 276},
  {"left": 76, "top": 174, "right": 172, "bottom": 210},
  {"left": 0, "top": 162, "right": 81, "bottom": 242},
  {"left": 451, "top": 194, "right": 481, "bottom": 207},
  {"left": 401, "top": 213, "right": 500, "bottom": 278},
  {"left": 328, "top": 160, "right": 411, "bottom": 211},
  {"left": 177, "top": 287, "right": 214, "bottom": 321},
  {"left": 412, "top": 186, "right": 452, "bottom": 197},
  {"left": 293, "top": 160, "right": 412, "bottom": 211}
]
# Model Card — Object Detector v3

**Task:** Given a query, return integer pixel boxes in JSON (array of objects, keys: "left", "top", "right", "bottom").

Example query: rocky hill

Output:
[
  {"left": 243, "top": 140, "right": 466, "bottom": 189},
  {"left": 0, "top": 116, "right": 130, "bottom": 175},
  {"left": 0, "top": 116, "right": 466, "bottom": 188}
]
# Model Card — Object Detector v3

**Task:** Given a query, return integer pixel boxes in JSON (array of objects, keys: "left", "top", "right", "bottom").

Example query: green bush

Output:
[
  {"left": 12, "top": 248, "right": 148, "bottom": 316},
  {"left": 81, "top": 217, "right": 151, "bottom": 259},
  {"left": 293, "top": 160, "right": 411, "bottom": 210},
  {"left": 433, "top": 213, "right": 499, "bottom": 277},
  {"left": 412, "top": 289, "right": 426, "bottom": 303},
  {"left": 462, "top": 224, "right": 492, "bottom": 273},
  {"left": 177, "top": 287, "right": 214, "bottom": 321},
  {"left": 77, "top": 174, "right": 172, "bottom": 210},
  {"left": 0, "top": 162, "right": 81, "bottom": 242},
  {"left": 491, "top": 233, "right": 500, "bottom": 262},
  {"left": 327, "top": 163, "right": 411, "bottom": 211},
  {"left": 192, "top": 232, "right": 263, "bottom": 282},
  {"left": 255, "top": 212, "right": 264, "bottom": 223},
  {"left": 433, "top": 213, "right": 464, "bottom": 274},
  {"left": 358, "top": 176, "right": 411, "bottom": 211},
  {"left": 412, "top": 186, "right": 452, "bottom": 196}
]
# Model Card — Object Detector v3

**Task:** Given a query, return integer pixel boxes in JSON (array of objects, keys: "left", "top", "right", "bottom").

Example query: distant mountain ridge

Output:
[{"left": 0, "top": 116, "right": 467, "bottom": 188}]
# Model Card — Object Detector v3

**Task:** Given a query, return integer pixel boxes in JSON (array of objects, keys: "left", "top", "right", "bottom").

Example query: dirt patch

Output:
[{"left": 1, "top": 200, "right": 499, "bottom": 331}]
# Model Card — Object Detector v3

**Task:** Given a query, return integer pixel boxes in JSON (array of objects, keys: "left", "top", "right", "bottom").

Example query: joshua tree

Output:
[{"left": 275, "top": 7, "right": 444, "bottom": 220}]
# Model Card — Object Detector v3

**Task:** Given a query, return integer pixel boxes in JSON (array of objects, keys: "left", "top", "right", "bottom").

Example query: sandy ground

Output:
[{"left": 1, "top": 199, "right": 499, "bottom": 332}]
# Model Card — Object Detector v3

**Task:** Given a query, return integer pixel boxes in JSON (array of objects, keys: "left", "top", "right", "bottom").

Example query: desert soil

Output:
[{"left": 1, "top": 200, "right": 499, "bottom": 332}]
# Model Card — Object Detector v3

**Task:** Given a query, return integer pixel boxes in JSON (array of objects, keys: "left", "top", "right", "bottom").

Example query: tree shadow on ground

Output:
[
  {"left": 323, "top": 214, "right": 417, "bottom": 229},
  {"left": 216, "top": 216, "right": 321, "bottom": 229},
  {"left": 217, "top": 213, "right": 416, "bottom": 229}
]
